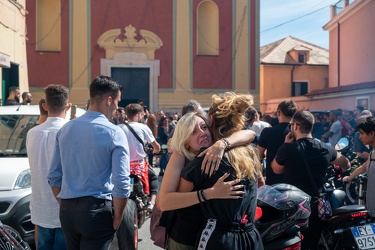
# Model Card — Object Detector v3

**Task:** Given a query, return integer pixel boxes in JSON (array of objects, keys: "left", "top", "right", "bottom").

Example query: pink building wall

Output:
[{"left": 329, "top": 0, "right": 375, "bottom": 87}]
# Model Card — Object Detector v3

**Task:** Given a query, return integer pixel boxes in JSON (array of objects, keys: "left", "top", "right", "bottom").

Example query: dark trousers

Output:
[
  {"left": 160, "top": 152, "right": 170, "bottom": 172},
  {"left": 302, "top": 201, "right": 323, "bottom": 250},
  {"left": 148, "top": 153, "right": 154, "bottom": 167},
  {"left": 60, "top": 197, "right": 115, "bottom": 250}
]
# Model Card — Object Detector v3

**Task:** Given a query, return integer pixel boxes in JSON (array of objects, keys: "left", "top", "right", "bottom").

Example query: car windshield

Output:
[{"left": 0, "top": 114, "right": 38, "bottom": 156}]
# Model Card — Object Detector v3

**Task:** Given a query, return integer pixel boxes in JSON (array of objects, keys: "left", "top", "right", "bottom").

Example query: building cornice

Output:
[
  {"left": 307, "top": 88, "right": 375, "bottom": 100},
  {"left": 304, "top": 81, "right": 375, "bottom": 101},
  {"left": 323, "top": 0, "right": 370, "bottom": 31},
  {"left": 260, "top": 63, "right": 328, "bottom": 67}
]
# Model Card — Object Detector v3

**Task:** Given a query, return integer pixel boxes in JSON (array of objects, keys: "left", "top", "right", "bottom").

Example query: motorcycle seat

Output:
[{"left": 333, "top": 205, "right": 366, "bottom": 216}]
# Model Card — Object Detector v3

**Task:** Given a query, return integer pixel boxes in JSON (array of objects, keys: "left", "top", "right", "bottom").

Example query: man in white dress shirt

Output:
[{"left": 26, "top": 84, "right": 71, "bottom": 250}]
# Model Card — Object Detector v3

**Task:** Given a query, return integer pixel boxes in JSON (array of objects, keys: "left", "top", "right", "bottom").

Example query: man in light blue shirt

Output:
[{"left": 48, "top": 76, "right": 131, "bottom": 249}]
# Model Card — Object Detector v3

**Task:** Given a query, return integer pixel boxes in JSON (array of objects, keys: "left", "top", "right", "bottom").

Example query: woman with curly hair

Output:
[{"left": 174, "top": 92, "right": 263, "bottom": 249}]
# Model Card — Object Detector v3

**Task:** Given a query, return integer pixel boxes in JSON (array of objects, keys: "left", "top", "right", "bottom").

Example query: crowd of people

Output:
[
  {"left": 12, "top": 75, "right": 374, "bottom": 250},
  {"left": 2, "top": 86, "right": 32, "bottom": 105}
]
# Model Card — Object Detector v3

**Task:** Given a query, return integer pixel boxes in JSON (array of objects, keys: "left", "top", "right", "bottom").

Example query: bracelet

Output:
[
  {"left": 221, "top": 138, "right": 231, "bottom": 150},
  {"left": 197, "top": 190, "right": 203, "bottom": 203},
  {"left": 200, "top": 189, "right": 208, "bottom": 202}
]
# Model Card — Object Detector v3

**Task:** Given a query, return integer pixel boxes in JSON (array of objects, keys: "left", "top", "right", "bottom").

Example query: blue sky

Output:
[{"left": 260, "top": 0, "right": 342, "bottom": 49}]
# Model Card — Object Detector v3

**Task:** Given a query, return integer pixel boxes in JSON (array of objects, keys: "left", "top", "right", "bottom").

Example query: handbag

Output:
[
  {"left": 297, "top": 141, "right": 332, "bottom": 221},
  {"left": 150, "top": 203, "right": 175, "bottom": 249}
]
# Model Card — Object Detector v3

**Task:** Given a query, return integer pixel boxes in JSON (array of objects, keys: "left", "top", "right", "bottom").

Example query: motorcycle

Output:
[
  {"left": 318, "top": 196, "right": 374, "bottom": 249},
  {"left": 325, "top": 137, "right": 361, "bottom": 205},
  {"left": 334, "top": 136, "right": 369, "bottom": 206},
  {"left": 112, "top": 162, "right": 152, "bottom": 250},
  {"left": 317, "top": 149, "right": 374, "bottom": 250},
  {"left": 346, "top": 173, "right": 368, "bottom": 206},
  {"left": 255, "top": 184, "right": 311, "bottom": 250},
  {"left": 0, "top": 221, "right": 31, "bottom": 250}
]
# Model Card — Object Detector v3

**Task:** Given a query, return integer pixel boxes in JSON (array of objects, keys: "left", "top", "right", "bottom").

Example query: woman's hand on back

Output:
[
  {"left": 205, "top": 173, "right": 244, "bottom": 199},
  {"left": 198, "top": 139, "right": 226, "bottom": 176}
]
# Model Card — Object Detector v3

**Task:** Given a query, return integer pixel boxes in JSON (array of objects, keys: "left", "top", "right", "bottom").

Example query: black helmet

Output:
[{"left": 255, "top": 184, "right": 311, "bottom": 242}]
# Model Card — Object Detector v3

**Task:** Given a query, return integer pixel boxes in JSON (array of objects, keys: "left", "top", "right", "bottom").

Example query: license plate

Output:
[{"left": 351, "top": 224, "right": 375, "bottom": 249}]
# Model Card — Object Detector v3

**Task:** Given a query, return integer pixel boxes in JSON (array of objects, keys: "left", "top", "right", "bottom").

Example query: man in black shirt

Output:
[
  {"left": 257, "top": 100, "right": 297, "bottom": 185},
  {"left": 271, "top": 110, "right": 350, "bottom": 250}
]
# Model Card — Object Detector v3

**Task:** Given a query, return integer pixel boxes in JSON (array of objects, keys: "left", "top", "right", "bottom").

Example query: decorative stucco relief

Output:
[{"left": 97, "top": 25, "right": 163, "bottom": 60}]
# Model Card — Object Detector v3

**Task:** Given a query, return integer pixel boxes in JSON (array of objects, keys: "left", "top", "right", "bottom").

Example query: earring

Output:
[{"left": 185, "top": 145, "right": 189, "bottom": 149}]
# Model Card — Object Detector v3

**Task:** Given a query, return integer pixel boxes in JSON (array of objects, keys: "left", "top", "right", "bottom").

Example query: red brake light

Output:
[
  {"left": 254, "top": 206, "right": 262, "bottom": 221},
  {"left": 351, "top": 211, "right": 368, "bottom": 218},
  {"left": 282, "top": 242, "right": 301, "bottom": 250}
]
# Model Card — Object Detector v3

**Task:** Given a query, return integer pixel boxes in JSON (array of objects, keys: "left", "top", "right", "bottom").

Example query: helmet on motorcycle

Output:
[{"left": 255, "top": 184, "right": 311, "bottom": 243}]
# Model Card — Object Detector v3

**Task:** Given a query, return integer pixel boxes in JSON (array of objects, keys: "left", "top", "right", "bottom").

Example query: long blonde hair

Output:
[
  {"left": 208, "top": 92, "right": 260, "bottom": 180},
  {"left": 170, "top": 112, "right": 210, "bottom": 161}
]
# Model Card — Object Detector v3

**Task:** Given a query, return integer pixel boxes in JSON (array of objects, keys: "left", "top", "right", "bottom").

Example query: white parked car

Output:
[{"left": 0, "top": 104, "right": 85, "bottom": 244}]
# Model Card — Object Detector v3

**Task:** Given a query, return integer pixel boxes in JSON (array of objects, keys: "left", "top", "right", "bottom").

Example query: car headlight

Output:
[{"left": 14, "top": 169, "right": 31, "bottom": 189}]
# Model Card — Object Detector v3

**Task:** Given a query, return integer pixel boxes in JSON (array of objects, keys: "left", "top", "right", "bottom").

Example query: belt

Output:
[{"left": 63, "top": 196, "right": 111, "bottom": 203}]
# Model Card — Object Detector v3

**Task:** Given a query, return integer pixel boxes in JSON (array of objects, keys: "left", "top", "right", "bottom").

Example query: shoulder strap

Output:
[
  {"left": 370, "top": 150, "right": 375, "bottom": 161},
  {"left": 124, "top": 123, "right": 145, "bottom": 148},
  {"left": 297, "top": 141, "right": 320, "bottom": 197}
]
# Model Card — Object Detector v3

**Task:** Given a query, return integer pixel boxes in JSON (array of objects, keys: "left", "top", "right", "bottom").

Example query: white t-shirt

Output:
[
  {"left": 251, "top": 121, "right": 271, "bottom": 136},
  {"left": 329, "top": 120, "right": 342, "bottom": 146},
  {"left": 119, "top": 122, "right": 156, "bottom": 161}
]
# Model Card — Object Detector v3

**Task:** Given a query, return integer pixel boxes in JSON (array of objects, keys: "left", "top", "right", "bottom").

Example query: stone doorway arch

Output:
[{"left": 97, "top": 25, "right": 163, "bottom": 112}]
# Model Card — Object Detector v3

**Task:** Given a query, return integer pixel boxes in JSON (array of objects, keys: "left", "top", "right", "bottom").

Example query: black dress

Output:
[{"left": 181, "top": 155, "right": 263, "bottom": 250}]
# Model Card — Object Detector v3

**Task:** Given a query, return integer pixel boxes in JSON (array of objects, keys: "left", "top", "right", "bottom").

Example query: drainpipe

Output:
[{"left": 291, "top": 65, "right": 295, "bottom": 95}]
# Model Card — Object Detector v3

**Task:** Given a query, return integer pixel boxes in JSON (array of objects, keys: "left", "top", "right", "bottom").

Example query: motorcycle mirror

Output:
[{"left": 336, "top": 137, "right": 349, "bottom": 150}]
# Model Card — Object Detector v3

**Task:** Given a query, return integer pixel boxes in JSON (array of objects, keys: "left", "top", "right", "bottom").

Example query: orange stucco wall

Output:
[{"left": 260, "top": 64, "right": 328, "bottom": 114}]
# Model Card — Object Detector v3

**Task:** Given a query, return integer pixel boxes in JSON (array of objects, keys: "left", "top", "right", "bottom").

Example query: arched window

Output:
[
  {"left": 197, "top": 1, "right": 219, "bottom": 55},
  {"left": 36, "top": 0, "right": 61, "bottom": 51}
]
